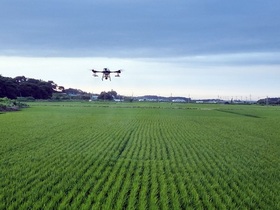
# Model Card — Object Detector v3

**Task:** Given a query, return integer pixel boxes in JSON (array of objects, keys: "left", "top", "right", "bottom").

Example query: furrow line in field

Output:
[
  {"left": 126, "top": 162, "right": 143, "bottom": 209},
  {"left": 88, "top": 160, "right": 131, "bottom": 209},
  {"left": 149, "top": 161, "right": 160, "bottom": 210},
  {"left": 72, "top": 121, "right": 138, "bottom": 209},
  {"left": 20, "top": 124, "right": 127, "bottom": 208},
  {"left": 125, "top": 120, "right": 149, "bottom": 209},
  {"left": 133, "top": 118, "right": 154, "bottom": 209},
  {"left": 141, "top": 120, "right": 168, "bottom": 209},
  {"left": 77, "top": 129, "right": 138, "bottom": 206},
  {"left": 104, "top": 160, "right": 136, "bottom": 209},
  {"left": 161, "top": 121, "right": 198, "bottom": 209},
  {"left": 89, "top": 125, "right": 137, "bottom": 208},
  {"left": 186, "top": 145, "right": 228, "bottom": 208},
  {"left": 6, "top": 128, "right": 111, "bottom": 196},
  {"left": 138, "top": 161, "right": 150, "bottom": 210},
  {"left": 148, "top": 122, "right": 163, "bottom": 209},
  {"left": 10, "top": 131, "right": 107, "bottom": 196},
  {"left": 163, "top": 120, "right": 229, "bottom": 207},
  {"left": 57, "top": 130, "right": 128, "bottom": 208},
  {"left": 187, "top": 122, "right": 279, "bottom": 209},
  {"left": 160, "top": 124, "right": 192, "bottom": 208},
  {"left": 155, "top": 120, "right": 184, "bottom": 209}
]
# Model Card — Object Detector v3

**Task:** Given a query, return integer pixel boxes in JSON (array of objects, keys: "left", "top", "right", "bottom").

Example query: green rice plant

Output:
[{"left": 0, "top": 102, "right": 279, "bottom": 209}]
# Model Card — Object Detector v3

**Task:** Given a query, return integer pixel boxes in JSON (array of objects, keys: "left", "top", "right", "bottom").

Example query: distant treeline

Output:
[
  {"left": 257, "top": 97, "right": 280, "bottom": 105},
  {"left": 0, "top": 75, "right": 93, "bottom": 100},
  {"left": 0, "top": 75, "right": 72, "bottom": 100},
  {"left": 0, "top": 75, "right": 58, "bottom": 99}
]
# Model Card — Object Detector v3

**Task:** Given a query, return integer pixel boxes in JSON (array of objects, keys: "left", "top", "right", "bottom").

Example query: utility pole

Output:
[{"left": 266, "top": 96, "right": 269, "bottom": 106}]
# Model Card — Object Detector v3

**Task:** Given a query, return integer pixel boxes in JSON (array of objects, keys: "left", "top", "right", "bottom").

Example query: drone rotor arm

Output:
[
  {"left": 92, "top": 69, "right": 103, "bottom": 73},
  {"left": 110, "top": 69, "right": 122, "bottom": 73}
]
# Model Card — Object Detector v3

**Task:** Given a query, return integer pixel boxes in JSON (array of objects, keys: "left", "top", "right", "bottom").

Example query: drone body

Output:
[{"left": 92, "top": 68, "right": 122, "bottom": 81}]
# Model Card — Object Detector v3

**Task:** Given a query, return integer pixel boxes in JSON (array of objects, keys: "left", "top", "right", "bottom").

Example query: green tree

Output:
[
  {"left": 98, "top": 91, "right": 114, "bottom": 100},
  {"left": 0, "top": 76, "right": 18, "bottom": 99}
]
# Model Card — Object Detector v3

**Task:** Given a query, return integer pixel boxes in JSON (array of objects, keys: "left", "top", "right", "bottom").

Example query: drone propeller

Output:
[
  {"left": 90, "top": 69, "right": 99, "bottom": 77},
  {"left": 116, "top": 69, "right": 124, "bottom": 73},
  {"left": 114, "top": 69, "right": 123, "bottom": 77}
]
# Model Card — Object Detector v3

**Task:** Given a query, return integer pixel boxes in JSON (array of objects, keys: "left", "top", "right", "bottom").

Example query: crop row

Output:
[{"left": 0, "top": 104, "right": 279, "bottom": 209}]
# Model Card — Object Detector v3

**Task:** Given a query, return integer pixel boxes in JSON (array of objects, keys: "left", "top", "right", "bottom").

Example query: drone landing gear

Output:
[{"left": 102, "top": 75, "right": 111, "bottom": 81}]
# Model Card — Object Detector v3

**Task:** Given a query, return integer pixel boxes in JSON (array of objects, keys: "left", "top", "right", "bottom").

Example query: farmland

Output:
[{"left": 0, "top": 102, "right": 279, "bottom": 209}]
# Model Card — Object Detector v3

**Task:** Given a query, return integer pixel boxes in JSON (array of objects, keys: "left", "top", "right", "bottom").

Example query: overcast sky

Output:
[{"left": 1, "top": 0, "right": 280, "bottom": 99}]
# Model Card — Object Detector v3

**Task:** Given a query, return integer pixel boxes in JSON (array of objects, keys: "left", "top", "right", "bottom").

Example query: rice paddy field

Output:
[{"left": 0, "top": 101, "right": 279, "bottom": 209}]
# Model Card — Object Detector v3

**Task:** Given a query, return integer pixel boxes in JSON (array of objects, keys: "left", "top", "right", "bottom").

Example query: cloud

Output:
[
  {"left": 1, "top": 1, "right": 279, "bottom": 99},
  {"left": 0, "top": 0, "right": 279, "bottom": 57}
]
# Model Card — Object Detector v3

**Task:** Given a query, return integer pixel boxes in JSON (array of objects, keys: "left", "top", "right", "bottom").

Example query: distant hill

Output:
[{"left": 136, "top": 95, "right": 191, "bottom": 102}]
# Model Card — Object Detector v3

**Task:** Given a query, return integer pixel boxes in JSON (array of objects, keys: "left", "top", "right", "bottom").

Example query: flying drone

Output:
[{"left": 91, "top": 68, "right": 122, "bottom": 81}]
